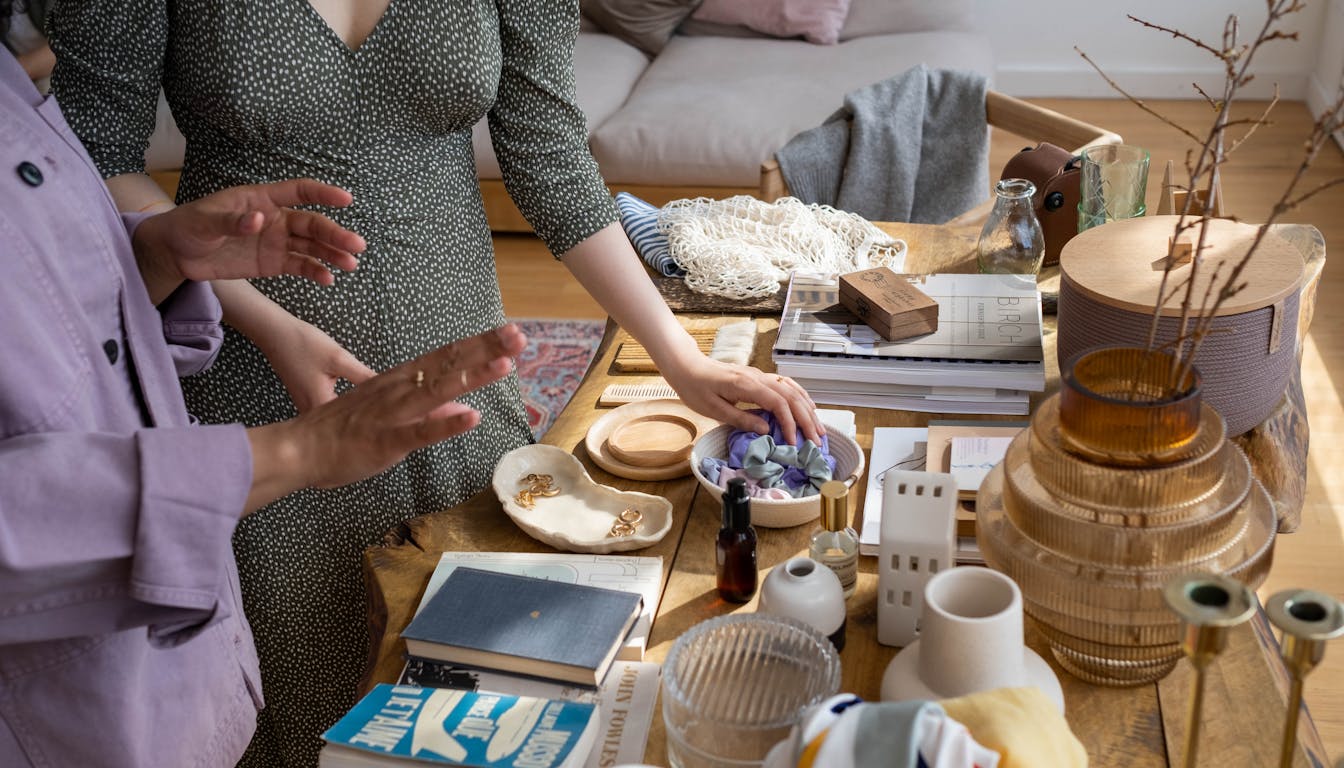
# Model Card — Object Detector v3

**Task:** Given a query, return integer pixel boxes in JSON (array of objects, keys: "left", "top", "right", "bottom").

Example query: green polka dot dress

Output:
[{"left": 49, "top": 2, "right": 617, "bottom": 766}]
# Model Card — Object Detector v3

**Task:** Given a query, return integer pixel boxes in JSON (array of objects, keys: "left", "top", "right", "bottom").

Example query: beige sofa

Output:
[
  {"left": 145, "top": 2, "right": 1000, "bottom": 231},
  {"left": 480, "top": 0, "right": 997, "bottom": 230}
]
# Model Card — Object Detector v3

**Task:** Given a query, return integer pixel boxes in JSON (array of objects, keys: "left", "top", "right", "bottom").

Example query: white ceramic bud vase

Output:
[
  {"left": 880, "top": 566, "right": 1064, "bottom": 712},
  {"left": 757, "top": 557, "right": 847, "bottom": 651}
]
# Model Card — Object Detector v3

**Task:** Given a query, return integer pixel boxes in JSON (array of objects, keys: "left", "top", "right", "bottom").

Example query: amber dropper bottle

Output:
[{"left": 716, "top": 477, "right": 758, "bottom": 603}]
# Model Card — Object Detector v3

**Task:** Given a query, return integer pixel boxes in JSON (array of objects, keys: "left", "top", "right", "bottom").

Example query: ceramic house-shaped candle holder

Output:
[{"left": 878, "top": 470, "right": 958, "bottom": 647}]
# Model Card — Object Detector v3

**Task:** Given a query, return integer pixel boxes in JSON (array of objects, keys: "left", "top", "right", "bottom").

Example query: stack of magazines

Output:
[{"left": 772, "top": 272, "right": 1045, "bottom": 415}]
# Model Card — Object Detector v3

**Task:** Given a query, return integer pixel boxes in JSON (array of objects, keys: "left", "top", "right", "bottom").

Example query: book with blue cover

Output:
[
  {"left": 401, "top": 567, "right": 643, "bottom": 687},
  {"left": 319, "top": 684, "right": 598, "bottom": 768},
  {"left": 412, "top": 552, "right": 663, "bottom": 663}
]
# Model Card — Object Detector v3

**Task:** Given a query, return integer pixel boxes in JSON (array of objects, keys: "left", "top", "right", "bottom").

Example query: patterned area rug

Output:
[{"left": 511, "top": 318, "right": 606, "bottom": 439}]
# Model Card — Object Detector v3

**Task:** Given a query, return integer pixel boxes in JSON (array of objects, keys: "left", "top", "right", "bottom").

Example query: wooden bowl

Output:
[
  {"left": 608, "top": 413, "right": 699, "bottom": 467},
  {"left": 585, "top": 399, "right": 720, "bottom": 481}
]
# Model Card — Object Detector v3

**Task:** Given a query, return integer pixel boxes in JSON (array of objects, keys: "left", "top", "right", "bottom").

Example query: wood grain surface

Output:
[
  {"left": 1059, "top": 216, "right": 1303, "bottom": 316},
  {"left": 607, "top": 414, "right": 698, "bottom": 467}
]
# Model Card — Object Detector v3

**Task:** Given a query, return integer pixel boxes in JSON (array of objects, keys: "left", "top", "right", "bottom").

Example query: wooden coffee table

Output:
[{"left": 362, "top": 222, "right": 1328, "bottom": 767}]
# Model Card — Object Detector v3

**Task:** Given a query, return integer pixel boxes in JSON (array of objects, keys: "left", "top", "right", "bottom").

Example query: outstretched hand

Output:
[
  {"left": 262, "top": 316, "right": 378, "bottom": 413},
  {"left": 244, "top": 324, "right": 528, "bottom": 513},
  {"left": 132, "top": 179, "right": 366, "bottom": 300},
  {"left": 661, "top": 355, "right": 824, "bottom": 445}
]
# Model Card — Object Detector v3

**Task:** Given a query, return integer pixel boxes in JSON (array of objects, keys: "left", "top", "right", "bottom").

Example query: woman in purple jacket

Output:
[{"left": 0, "top": 37, "right": 526, "bottom": 767}]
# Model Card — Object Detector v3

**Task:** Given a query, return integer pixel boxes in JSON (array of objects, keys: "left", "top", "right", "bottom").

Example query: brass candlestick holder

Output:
[
  {"left": 1163, "top": 573, "right": 1257, "bottom": 768},
  {"left": 1265, "top": 589, "right": 1344, "bottom": 768}
]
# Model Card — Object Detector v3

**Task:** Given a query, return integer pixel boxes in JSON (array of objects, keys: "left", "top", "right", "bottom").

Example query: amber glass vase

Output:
[{"left": 977, "top": 346, "right": 1277, "bottom": 686}]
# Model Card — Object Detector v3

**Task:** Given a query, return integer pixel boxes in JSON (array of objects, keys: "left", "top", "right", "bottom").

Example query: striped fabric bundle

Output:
[{"left": 615, "top": 191, "right": 685, "bottom": 277}]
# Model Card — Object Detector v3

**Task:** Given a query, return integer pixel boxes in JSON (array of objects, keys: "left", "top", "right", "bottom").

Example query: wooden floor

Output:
[{"left": 494, "top": 97, "right": 1344, "bottom": 761}]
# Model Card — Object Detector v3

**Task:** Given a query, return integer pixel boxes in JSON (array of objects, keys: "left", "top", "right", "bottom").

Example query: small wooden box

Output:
[{"left": 838, "top": 267, "right": 939, "bottom": 341}]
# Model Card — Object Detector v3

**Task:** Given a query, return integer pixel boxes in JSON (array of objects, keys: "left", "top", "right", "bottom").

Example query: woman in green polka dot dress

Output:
[{"left": 49, "top": 2, "right": 822, "bottom": 766}]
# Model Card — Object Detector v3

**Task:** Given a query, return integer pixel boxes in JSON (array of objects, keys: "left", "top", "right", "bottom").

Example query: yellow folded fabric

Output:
[{"left": 940, "top": 687, "right": 1088, "bottom": 768}]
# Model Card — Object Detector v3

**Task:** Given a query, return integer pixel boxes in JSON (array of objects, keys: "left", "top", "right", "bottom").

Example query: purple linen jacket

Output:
[{"left": 0, "top": 49, "right": 262, "bottom": 767}]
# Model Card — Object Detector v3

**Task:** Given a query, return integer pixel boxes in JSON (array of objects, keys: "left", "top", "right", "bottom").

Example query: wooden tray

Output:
[
  {"left": 608, "top": 413, "right": 699, "bottom": 467},
  {"left": 584, "top": 400, "right": 721, "bottom": 481}
]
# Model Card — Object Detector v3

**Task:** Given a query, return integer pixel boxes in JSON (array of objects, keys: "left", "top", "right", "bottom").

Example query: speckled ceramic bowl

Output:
[{"left": 492, "top": 444, "right": 673, "bottom": 553}]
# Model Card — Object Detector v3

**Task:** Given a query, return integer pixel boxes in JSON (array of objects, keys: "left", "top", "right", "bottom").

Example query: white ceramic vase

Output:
[
  {"left": 757, "top": 557, "right": 847, "bottom": 650},
  {"left": 880, "top": 566, "right": 1065, "bottom": 712}
]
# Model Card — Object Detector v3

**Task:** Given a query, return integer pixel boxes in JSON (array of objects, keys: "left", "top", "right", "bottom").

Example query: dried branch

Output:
[
  {"left": 1076, "top": 47, "right": 1202, "bottom": 143},
  {"left": 1285, "top": 176, "right": 1344, "bottom": 209},
  {"left": 1080, "top": 0, "right": 1341, "bottom": 394},
  {"left": 1175, "top": 86, "right": 1344, "bottom": 385},
  {"left": 1192, "top": 82, "right": 1221, "bottom": 110},
  {"left": 1125, "top": 14, "right": 1226, "bottom": 58}
]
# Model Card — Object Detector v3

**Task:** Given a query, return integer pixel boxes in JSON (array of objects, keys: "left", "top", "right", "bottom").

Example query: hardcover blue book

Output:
[
  {"left": 320, "top": 684, "right": 598, "bottom": 768},
  {"left": 401, "top": 567, "right": 643, "bottom": 687}
]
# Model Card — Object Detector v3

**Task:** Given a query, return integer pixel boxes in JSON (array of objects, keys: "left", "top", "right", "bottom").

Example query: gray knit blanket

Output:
[{"left": 777, "top": 64, "right": 989, "bottom": 224}]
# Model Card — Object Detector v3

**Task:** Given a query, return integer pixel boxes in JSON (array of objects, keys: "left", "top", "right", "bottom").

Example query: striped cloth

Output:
[{"left": 615, "top": 191, "right": 685, "bottom": 277}]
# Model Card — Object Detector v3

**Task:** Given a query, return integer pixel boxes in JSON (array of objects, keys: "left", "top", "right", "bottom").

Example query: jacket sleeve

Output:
[
  {"left": 0, "top": 423, "right": 253, "bottom": 646},
  {"left": 120, "top": 212, "right": 227, "bottom": 377},
  {"left": 489, "top": 0, "right": 618, "bottom": 256},
  {"left": 47, "top": 0, "right": 167, "bottom": 178}
]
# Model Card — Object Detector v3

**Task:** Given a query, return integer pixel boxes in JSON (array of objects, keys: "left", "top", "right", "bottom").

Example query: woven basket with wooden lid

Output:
[{"left": 1057, "top": 215, "right": 1303, "bottom": 436}]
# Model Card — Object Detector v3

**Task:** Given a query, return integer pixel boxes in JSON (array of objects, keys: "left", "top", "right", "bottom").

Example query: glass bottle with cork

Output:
[
  {"left": 716, "top": 477, "right": 757, "bottom": 603},
  {"left": 811, "top": 480, "right": 858, "bottom": 598}
]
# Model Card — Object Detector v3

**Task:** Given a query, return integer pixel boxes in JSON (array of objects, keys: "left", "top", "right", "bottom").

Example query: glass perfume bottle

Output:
[
  {"left": 977, "top": 178, "right": 1045, "bottom": 275},
  {"left": 810, "top": 480, "right": 858, "bottom": 598},
  {"left": 716, "top": 477, "right": 758, "bottom": 603}
]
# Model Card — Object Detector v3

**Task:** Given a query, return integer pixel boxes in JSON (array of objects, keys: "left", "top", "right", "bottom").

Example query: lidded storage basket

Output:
[{"left": 1057, "top": 216, "right": 1303, "bottom": 436}]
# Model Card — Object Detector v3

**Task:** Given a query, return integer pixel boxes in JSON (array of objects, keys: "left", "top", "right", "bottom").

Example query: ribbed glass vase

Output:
[{"left": 976, "top": 346, "right": 1277, "bottom": 686}]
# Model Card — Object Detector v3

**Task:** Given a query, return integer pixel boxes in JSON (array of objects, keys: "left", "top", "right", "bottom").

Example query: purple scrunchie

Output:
[{"left": 725, "top": 409, "right": 836, "bottom": 495}]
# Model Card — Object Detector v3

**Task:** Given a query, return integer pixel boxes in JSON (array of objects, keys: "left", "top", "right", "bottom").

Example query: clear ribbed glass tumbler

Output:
[{"left": 661, "top": 614, "right": 841, "bottom": 767}]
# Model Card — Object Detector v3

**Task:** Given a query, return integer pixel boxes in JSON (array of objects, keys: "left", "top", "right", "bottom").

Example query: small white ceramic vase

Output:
[
  {"left": 758, "top": 557, "right": 847, "bottom": 650},
  {"left": 880, "top": 566, "right": 1065, "bottom": 712}
]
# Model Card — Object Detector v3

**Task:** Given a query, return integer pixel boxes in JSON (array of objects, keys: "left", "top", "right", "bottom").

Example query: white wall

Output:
[
  {"left": 977, "top": 0, "right": 1328, "bottom": 100},
  {"left": 1306, "top": 0, "right": 1344, "bottom": 148}
]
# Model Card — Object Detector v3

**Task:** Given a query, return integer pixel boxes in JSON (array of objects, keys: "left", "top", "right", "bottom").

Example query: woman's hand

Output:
[
  {"left": 261, "top": 317, "right": 377, "bottom": 413},
  {"left": 660, "top": 353, "right": 823, "bottom": 445},
  {"left": 244, "top": 324, "right": 528, "bottom": 513},
  {"left": 131, "top": 179, "right": 365, "bottom": 303},
  {"left": 556, "top": 222, "right": 823, "bottom": 445}
]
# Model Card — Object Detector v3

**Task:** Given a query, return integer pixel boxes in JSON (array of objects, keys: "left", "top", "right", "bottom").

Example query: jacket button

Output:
[
  {"left": 103, "top": 340, "right": 119, "bottom": 365},
  {"left": 17, "top": 161, "right": 43, "bottom": 187}
]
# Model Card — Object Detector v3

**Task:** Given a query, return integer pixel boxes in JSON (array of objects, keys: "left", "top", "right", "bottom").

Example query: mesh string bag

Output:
[{"left": 658, "top": 196, "right": 907, "bottom": 299}]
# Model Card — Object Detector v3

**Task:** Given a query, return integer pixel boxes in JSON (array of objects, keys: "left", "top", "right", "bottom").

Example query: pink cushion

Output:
[{"left": 691, "top": 0, "right": 853, "bottom": 45}]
